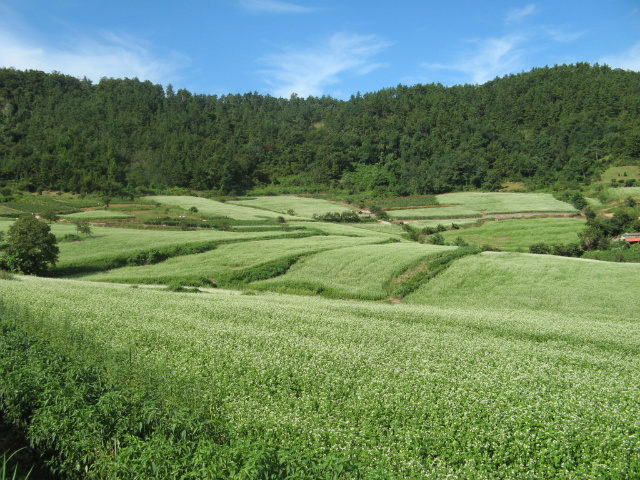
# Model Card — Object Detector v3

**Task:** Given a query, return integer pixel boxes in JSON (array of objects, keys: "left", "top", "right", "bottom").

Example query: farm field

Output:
[
  {"left": 47, "top": 222, "right": 310, "bottom": 274},
  {"left": 386, "top": 192, "right": 576, "bottom": 219},
  {"left": 144, "top": 195, "right": 298, "bottom": 221},
  {"left": 3, "top": 191, "right": 640, "bottom": 477},
  {"left": 76, "top": 235, "right": 390, "bottom": 285},
  {"left": 606, "top": 186, "right": 640, "bottom": 199},
  {"left": 386, "top": 204, "right": 482, "bottom": 220},
  {"left": 439, "top": 217, "right": 585, "bottom": 251},
  {"left": 60, "top": 209, "right": 134, "bottom": 219},
  {"left": 407, "top": 219, "right": 478, "bottom": 229},
  {"left": 436, "top": 192, "right": 577, "bottom": 214},
  {"left": 254, "top": 242, "right": 457, "bottom": 299},
  {"left": 599, "top": 165, "right": 640, "bottom": 182},
  {"left": 406, "top": 251, "right": 639, "bottom": 319},
  {"left": 1, "top": 267, "right": 639, "bottom": 478},
  {"left": 228, "top": 195, "right": 354, "bottom": 217}
]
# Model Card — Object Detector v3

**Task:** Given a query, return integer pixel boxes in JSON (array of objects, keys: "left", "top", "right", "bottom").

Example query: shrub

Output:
[
  {"left": 0, "top": 269, "right": 16, "bottom": 280},
  {"left": 59, "top": 234, "right": 83, "bottom": 243},
  {"left": 428, "top": 233, "right": 445, "bottom": 245},
  {"left": 529, "top": 243, "right": 552, "bottom": 255}
]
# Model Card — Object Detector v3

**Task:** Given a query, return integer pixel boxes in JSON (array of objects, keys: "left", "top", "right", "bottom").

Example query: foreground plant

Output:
[{"left": 1, "top": 449, "right": 32, "bottom": 480}]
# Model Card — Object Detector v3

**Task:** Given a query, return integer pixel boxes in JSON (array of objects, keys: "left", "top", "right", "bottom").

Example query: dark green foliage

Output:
[
  {"left": 216, "top": 255, "right": 299, "bottom": 287},
  {"left": 529, "top": 242, "right": 583, "bottom": 257},
  {"left": 0, "top": 316, "right": 228, "bottom": 479},
  {"left": 583, "top": 244, "right": 640, "bottom": 262},
  {"left": 74, "top": 221, "right": 92, "bottom": 236},
  {"left": 529, "top": 243, "right": 552, "bottom": 255},
  {"left": 552, "top": 243, "right": 583, "bottom": 257},
  {"left": 453, "top": 236, "right": 469, "bottom": 247},
  {"left": 2, "top": 64, "right": 640, "bottom": 196},
  {"left": 427, "top": 232, "right": 445, "bottom": 245},
  {"left": 2, "top": 216, "right": 59, "bottom": 275},
  {"left": 390, "top": 246, "right": 481, "bottom": 298},
  {"left": 401, "top": 223, "right": 421, "bottom": 242},
  {"left": 58, "top": 234, "right": 82, "bottom": 243},
  {"left": 367, "top": 205, "right": 388, "bottom": 220},
  {"left": 312, "top": 211, "right": 360, "bottom": 223},
  {"left": 39, "top": 210, "right": 58, "bottom": 223}
]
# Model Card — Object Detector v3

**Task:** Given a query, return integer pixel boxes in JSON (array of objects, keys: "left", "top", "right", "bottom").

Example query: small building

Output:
[{"left": 621, "top": 233, "right": 640, "bottom": 244}]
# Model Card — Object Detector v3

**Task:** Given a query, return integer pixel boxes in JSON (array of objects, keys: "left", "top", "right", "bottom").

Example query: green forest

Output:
[{"left": 1, "top": 63, "right": 640, "bottom": 197}]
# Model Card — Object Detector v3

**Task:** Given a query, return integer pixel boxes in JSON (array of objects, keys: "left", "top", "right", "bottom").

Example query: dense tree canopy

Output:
[{"left": 1, "top": 64, "right": 639, "bottom": 197}]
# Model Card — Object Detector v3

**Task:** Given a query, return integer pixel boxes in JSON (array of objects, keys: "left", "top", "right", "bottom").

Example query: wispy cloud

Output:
[
  {"left": 259, "top": 32, "right": 391, "bottom": 98},
  {"left": 239, "top": 0, "right": 316, "bottom": 14},
  {"left": 600, "top": 41, "right": 640, "bottom": 71},
  {"left": 505, "top": 4, "right": 536, "bottom": 24},
  {"left": 0, "top": 7, "right": 188, "bottom": 85},
  {"left": 419, "top": 4, "right": 587, "bottom": 85},
  {"left": 423, "top": 34, "right": 527, "bottom": 85}
]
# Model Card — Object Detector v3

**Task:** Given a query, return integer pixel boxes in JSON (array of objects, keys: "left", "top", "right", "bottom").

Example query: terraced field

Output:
[
  {"left": 386, "top": 192, "right": 576, "bottom": 219},
  {"left": 144, "top": 195, "right": 298, "bottom": 220},
  {"left": 228, "top": 195, "right": 354, "bottom": 218},
  {"left": 2, "top": 191, "right": 639, "bottom": 478},
  {"left": 254, "top": 242, "right": 457, "bottom": 299},
  {"left": 77, "top": 235, "right": 390, "bottom": 285},
  {"left": 438, "top": 217, "right": 585, "bottom": 250}
]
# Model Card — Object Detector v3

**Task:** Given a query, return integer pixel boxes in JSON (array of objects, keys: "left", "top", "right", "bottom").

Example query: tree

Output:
[
  {"left": 40, "top": 210, "right": 59, "bottom": 223},
  {"left": 3, "top": 215, "right": 59, "bottom": 275},
  {"left": 75, "top": 221, "right": 92, "bottom": 236}
]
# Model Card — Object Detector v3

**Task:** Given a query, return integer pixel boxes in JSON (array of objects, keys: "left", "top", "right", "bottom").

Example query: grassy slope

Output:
[
  {"left": 606, "top": 186, "right": 640, "bottom": 199},
  {"left": 254, "top": 243, "right": 457, "bottom": 299},
  {"left": 436, "top": 192, "right": 577, "bottom": 213},
  {"left": 228, "top": 196, "right": 354, "bottom": 217},
  {"left": 60, "top": 210, "right": 134, "bottom": 219},
  {"left": 144, "top": 195, "right": 297, "bottom": 221},
  {"left": 405, "top": 251, "right": 639, "bottom": 319},
  {"left": 49, "top": 223, "right": 305, "bottom": 271},
  {"left": 440, "top": 217, "right": 585, "bottom": 250},
  {"left": 76, "top": 235, "right": 388, "bottom": 284},
  {"left": 386, "top": 204, "right": 482, "bottom": 220},
  {"left": 1, "top": 274, "right": 639, "bottom": 477},
  {"left": 386, "top": 193, "right": 576, "bottom": 219}
]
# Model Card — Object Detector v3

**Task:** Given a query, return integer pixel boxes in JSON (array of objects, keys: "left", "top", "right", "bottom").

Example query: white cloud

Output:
[
  {"left": 600, "top": 41, "right": 640, "bottom": 71},
  {"left": 505, "top": 4, "right": 536, "bottom": 24},
  {"left": 0, "top": 10, "right": 188, "bottom": 85},
  {"left": 259, "top": 33, "right": 391, "bottom": 98},
  {"left": 423, "top": 34, "right": 527, "bottom": 85},
  {"left": 543, "top": 27, "right": 585, "bottom": 43},
  {"left": 239, "top": 0, "right": 316, "bottom": 14}
]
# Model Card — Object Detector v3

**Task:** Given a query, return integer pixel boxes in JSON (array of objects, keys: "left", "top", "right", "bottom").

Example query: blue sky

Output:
[{"left": 1, "top": 1, "right": 639, "bottom": 99}]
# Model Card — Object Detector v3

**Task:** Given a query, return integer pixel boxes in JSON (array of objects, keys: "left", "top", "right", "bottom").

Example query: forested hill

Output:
[{"left": 1, "top": 63, "right": 639, "bottom": 197}]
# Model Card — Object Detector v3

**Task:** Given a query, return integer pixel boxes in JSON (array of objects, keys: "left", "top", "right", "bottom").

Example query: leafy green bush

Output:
[
  {"left": 216, "top": 256, "right": 299, "bottom": 287},
  {"left": 59, "top": 234, "right": 83, "bottom": 242},
  {"left": 529, "top": 243, "right": 552, "bottom": 255},
  {"left": 427, "top": 232, "right": 445, "bottom": 245},
  {"left": 0, "top": 318, "right": 228, "bottom": 479},
  {"left": 312, "top": 211, "right": 360, "bottom": 223}
]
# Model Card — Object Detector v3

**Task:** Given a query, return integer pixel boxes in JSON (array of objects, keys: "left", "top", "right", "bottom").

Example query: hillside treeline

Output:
[{"left": 1, "top": 63, "right": 639, "bottom": 196}]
